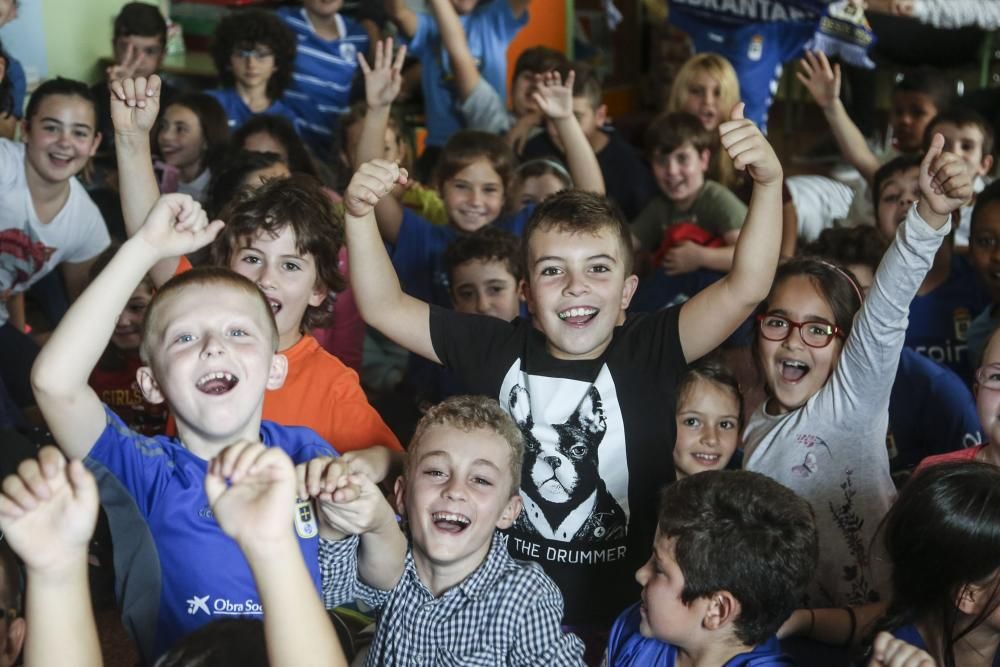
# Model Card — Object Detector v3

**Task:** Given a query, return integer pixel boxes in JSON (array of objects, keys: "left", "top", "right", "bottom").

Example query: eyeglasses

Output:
[
  {"left": 234, "top": 48, "right": 274, "bottom": 60},
  {"left": 976, "top": 364, "right": 1000, "bottom": 390},
  {"left": 757, "top": 314, "right": 843, "bottom": 348}
]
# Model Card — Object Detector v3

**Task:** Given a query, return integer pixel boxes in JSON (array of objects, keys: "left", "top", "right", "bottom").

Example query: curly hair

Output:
[{"left": 211, "top": 10, "right": 297, "bottom": 100}]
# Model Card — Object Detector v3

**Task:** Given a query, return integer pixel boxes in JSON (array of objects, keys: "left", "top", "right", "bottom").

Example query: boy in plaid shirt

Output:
[{"left": 311, "top": 395, "right": 585, "bottom": 666}]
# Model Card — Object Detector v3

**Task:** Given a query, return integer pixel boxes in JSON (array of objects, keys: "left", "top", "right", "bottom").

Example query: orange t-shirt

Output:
[{"left": 265, "top": 335, "right": 401, "bottom": 452}]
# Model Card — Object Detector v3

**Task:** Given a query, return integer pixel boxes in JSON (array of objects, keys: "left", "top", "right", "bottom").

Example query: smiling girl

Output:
[{"left": 155, "top": 93, "right": 229, "bottom": 203}]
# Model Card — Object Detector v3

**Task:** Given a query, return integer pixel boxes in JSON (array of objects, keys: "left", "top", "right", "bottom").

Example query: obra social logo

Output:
[{"left": 185, "top": 595, "right": 263, "bottom": 616}]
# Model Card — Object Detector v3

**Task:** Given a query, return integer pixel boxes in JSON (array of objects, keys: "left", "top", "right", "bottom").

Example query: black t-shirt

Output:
[
  {"left": 429, "top": 304, "right": 687, "bottom": 627},
  {"left": 520, "top": 130, "right": 658, "bottom": 221}
]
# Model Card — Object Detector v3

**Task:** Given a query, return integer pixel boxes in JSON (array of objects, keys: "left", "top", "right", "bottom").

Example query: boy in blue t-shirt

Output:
[
  {"left": 605, "top": 470, "right": 817, "bottom": 667},
  {"left": 277, "top": 0, "right": 371, "bottom": 159},
  {"left": 29, "top": 194, "right": 384, "bottom": 663}
]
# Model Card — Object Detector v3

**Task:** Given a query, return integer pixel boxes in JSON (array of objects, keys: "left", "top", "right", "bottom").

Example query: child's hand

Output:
[
  {"left": 206, "top": 441, "right": 297, "bottom": 552},
  {"left": 315, "top": 473, "right": 395, "bottom": 539},
  {"left": 296, "top": 456, "right": 350, "bottom": 500},
  {"left": 662, "top": 241, "right": 702, "bottom": 276},
  {"left": 918, "top": 133, "right": 973, "bottom": 218},
  {"left": 358, "top": 38, "right": 407, "bottom": 110},
  {"left": 868, "top": 632, "right": 937, "bottom": 667},
  {"left": 109, "top": 75, "right": 161, "bottom": 136},
  {"left": 532, "top": 70, "right": 575, "bottom": 121},
  {"left": 340, "top": 446, "right": 395, "bottom": 483},
  {"left": 106, "top": 41, "right": 144, "bottom": 83},
  {"left": 796, "top": 51, "right": 841, "bottom": 110},
  {"left": 135, "top": 193, "right": 225, "bottom": 259},
  {"left": 344, "top": 160, "right": 409, "bottom": 219},
  {"left": 0, "top": 447, "right": 98, "bottom": 575},
  {"left": 719, "top": 104, "right": 782, "bottom": 187}
]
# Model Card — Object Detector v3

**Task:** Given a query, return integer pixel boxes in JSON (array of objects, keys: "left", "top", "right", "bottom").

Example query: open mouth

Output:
[
  {"left": 196, "top": 371, "right": 239, "bottom": 395},
  {"left": 780, "top": 360, "right": 810, "bottom": 382},
  {"left": 690, "top": 452, "right": 722, "bottom": 466},
  {"left": 558, "top": 306, "right": 598, "bottom": 326},
  {"left": 431, "top": 511, "right": 471, "bottom": 533},
  {"left": 49, "top": 153, "right": 74, "bottom": 167},
  {"left": 266, "top": 297, "right": 282, "bottom": 315}
]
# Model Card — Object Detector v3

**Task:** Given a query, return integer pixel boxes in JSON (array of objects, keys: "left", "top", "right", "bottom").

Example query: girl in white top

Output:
[{"left": 742, "top": 134, "right": 972, "bottom": 607}]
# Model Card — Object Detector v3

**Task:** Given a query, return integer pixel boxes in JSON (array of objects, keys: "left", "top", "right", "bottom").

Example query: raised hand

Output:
[
  {"left": 109, "top": 74, "right": 161, "bottom": 135},
  {"left": 106, "top": 41, "right": 143, "bottom": 83},
  {"left": 796, "top": 51, "right": 841, "bottom": 110},
  {"left": 205, "top": 442, "right": 297, "bottom": 550},
  {"left": 358, "top": 38, "right": 407, "bottom": 110},
  {"left": 719, "top": 103, "right": 782, "bottom": 187},
  {"left": 532, "top": 70, "right": 575, "bottom": 120},
  {"left": 344, "top": 159, "right": 409, "bottom": 218},
  {"left": 0, "top": 447, "right": 98, "bottom": 575},
  {"left": 135, "top": 193, "right": 225, "bottom": 259},
  {"left": 868, "top": 632, "right": 936, "bottom": 667},
  {"left": 314, "top": 472, "right": 395, "bottom": 538},
  {"left": 919, "top": 133, "right": 973, "bottom": 218}
]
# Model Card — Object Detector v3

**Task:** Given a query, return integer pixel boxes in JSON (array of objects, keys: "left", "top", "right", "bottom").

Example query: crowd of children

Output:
[{"left": 3, "top": 0, "right": 1000, "bottom": 665}]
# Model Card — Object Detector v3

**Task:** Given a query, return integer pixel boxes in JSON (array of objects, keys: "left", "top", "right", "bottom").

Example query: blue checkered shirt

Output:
[{"left": 320, "top": 532, "right": 586, "bottom": 666}]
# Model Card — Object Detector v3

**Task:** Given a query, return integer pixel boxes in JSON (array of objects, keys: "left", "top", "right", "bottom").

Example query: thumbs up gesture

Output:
[
  {"left": 919, "top": 132, "right": 973, "bottom": 219},
  {"left": 719, "top": 103, "right": 782, "bottom": 187}
]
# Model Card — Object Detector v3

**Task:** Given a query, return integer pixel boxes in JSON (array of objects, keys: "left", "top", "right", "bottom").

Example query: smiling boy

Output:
[
  {"left": 30, "top": 194, "right": 337, "bottom": 663},
  {"left": 342, "top": 101, "right": 783, "bottom": 656},
  {"left": 317, "top": 395, "right": 585, "bottom": 665}
]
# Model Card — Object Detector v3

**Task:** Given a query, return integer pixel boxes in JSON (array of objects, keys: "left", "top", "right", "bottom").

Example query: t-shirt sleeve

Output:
[
  {"left": 457, "top": 78, "right": 512, "bottom": 134},
  {"left": 695, "top": 182, "right": 748, "bottom": 236},
  {"left": 391, "top": 209, "right": 435, "bottom": 281},
  {"left": 429, "top": 305, "right": 519, "bottom": 377},
  {"left": 322, "top": 363, "right": 403, "bottom": 452}
]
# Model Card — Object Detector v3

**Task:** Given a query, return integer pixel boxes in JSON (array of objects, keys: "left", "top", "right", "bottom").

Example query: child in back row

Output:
[
  {"left": 671, "top": 358, "right": 743, "bottom": 480},
  {"left": 111, "top": 75, "right": 401, "bottom": 454},
  {"left": 742, "top": 134, "right": 973, "bottom": 606},
  {"left": 343, "top": 100, "right": 784, "bottom": 658}
]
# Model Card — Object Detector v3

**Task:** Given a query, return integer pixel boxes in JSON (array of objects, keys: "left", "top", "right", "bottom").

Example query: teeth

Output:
[
  {"left": 693, "top": 453, "right": 720, "bottom": 461},
  {"left": 558, "top": 307, "right": 598, "bottom": 320},
  {"left": 783, "top": 360, "right": 808, "bottom": 369},
  {"left": 432, "top": 512, "right": 470, "bottom": 525},
  {"left": 197, "top": 371, "right": 237, "bottom": 387}
]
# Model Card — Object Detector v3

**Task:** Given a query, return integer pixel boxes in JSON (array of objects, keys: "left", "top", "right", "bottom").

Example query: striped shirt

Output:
[
  {"left": 276, "top": 6, "right": 369, "bottom": 157},
  {"left": 320, "top": 532, "right": 586, "bottom": 666}
]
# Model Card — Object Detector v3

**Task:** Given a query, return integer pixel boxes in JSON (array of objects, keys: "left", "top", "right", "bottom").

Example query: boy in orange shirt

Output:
[{"left": 110, "top": 74, "right": 401, "bottom": 455}]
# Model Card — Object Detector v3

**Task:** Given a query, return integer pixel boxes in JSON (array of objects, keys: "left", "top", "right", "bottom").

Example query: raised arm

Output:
[
  {"left": 31, "top": 195, "right": 223, "bottom": 460},
  {"left": 357, "top": 40, "right": 409, "bottom": 244},
  {"left": 796, "top": 51, "right": 880, "bottom": 183},
  {"left": 0, "top": 447, "right": 100, "bottom": 667},
  {"left": 385, "top": 0, "right": 419, "bottom": 38},
  {"left": 207, "top": 442, "right": 347, "bottom": 667},
  {"left": 110, "top": 75, "right": 178, "bottom": 287},
  {"left": 534, "top": 71, "right": 605, "bottom": 195},
  {"left": 345, "top": 160, "right": 439, "bottom": 362},
  {"left": 428, "top": 0, "right": 480, "bottom": 101},
  {"left": 679, "top": 103, "right": 783, "bottom": 362}
]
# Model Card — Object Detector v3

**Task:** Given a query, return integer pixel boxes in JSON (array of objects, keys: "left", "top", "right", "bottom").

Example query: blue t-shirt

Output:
[
  {"left": 391, "top": 205, "right": 533, "bottom": 308},
  {"left": 606, "top": 603, "right": 795, "bottom": 666},
  {"left": 205, "top": 88, "right": 302, "bottom": 132},
  {"left": 887, "top": 347, "right": 982, "bottom": 476},
  {"left": 905, "top": 254, "right": 991, "bottom": 386},
  {"left": 667, "top": 0, "right": 827, "bottom": 131},
  {"left": 3, "top": 51, "right": 25, "bottom": 119},
  {"left": 893, "top": 624, "right": 1000, "bottom": 666},
  {"left": 86, "top": 406, "right": 335, "bottom": 664},
  {"left": 277, "top": 7, "right": 369, "bottom": 157},
  {"left": 408, "top": 1, "right": 527, "bottom": 146}
]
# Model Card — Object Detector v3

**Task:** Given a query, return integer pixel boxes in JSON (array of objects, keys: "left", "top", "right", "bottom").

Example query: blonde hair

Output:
[{"left": 667, "top": 53, "right": 742, "bottom": 188}]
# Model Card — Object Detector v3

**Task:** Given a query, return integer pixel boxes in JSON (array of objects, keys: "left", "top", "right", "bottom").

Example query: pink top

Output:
[{"left": 914, "top": 444, "right": 986, "bottom": 475}]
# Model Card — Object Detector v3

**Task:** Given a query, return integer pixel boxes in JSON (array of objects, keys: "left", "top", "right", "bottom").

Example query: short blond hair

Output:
[
  {"left": 140, "top": 267, "right": 279, "bottom": 364},
  {"left": 408, "top": 396, "right": 524, "bottom": 497}
]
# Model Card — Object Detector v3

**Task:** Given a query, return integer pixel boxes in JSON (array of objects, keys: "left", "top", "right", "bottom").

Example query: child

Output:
[
  {"left": 316, "top": 395, "right": 586, "bottom": 664},
  {"left": 968, "top": 181, "right": 1000, "bottom": 367},
  {"left": 742, "top": 134, "right": 972, "bottom": 606},
  {"left": 521, "top": 62, "right": 658, "bottom": 221},
  {"left": 385, "top": 0, "right": 529, "bottom": 173},
  {"left": 276, "top": 0, "right": 371, "bottom": 159},
  {"left": 803, "top": 226, "right": 982, "bottom": 480},
  {"left": 0, "top": 1, "right": 23, "bottom": 134},
  {"left": 872, "top": 461, "right": 1000, "bottom": 666},
  {"left": 672, "top": 358, "right": 742, "bottom": 480},
  {"left": 508, "top": 46, "right": 571, "bottom": 155},
  {"left": 511, "top": 158, "right": 573, "bottom": 210},
  {"left": 357, "top": 41, "right": 603, "bottom": 307},
  {"left": 872, "top": 155, "right": 990, "bottom": 386},
  {"left": 605, "top": 470, "right": 818, "bottom": 666},
  {"left": 232, "top": 113, "right": 326, "bottom": 182},
  {"left": 0, "top": 78, "right": 110, "bottom": 411},
  {"left": 207, "top": 11, "right": 300, "bottom": 131},
  {"left": 29, "top": 195, "right": 383, "bottom": 663},
  {"left": 205, "top": 150, "right": 291, "bottom": 219},
  {"left": 342, "top": 99, "right": 784, "bottom": 654},
  {"left": 443, "top": 226, "right": 523, "bottom": 321},
  {"left": 155, "top": 93, "right": 230, "bottom": 203},
  {"left": 632, "top": 111, "right": 748, "bottom": 275},
  {"left": 666, "top": 53, "right": 742, "bottom": 189}
]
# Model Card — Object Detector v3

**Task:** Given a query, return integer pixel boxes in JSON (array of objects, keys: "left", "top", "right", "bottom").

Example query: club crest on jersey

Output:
[
  {"left": 954, "top": 307, "right": 971, "bottom": 342},
  {"left": 294, "top": 498, "right": 318, "bottom": 539}
]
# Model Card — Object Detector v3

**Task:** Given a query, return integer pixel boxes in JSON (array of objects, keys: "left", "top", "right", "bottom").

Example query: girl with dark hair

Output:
[
  {"left": 155, "top": 93, "right": 230, "bottom": 203},
  {"left": 742, "top": 136, "right": 972, "bottom": 608},
  {"left": 672, "top": 355, "right": 743, "bottom": 479},
  {"left": 231, "top": 113, "right": 329, "bottom": 183}
]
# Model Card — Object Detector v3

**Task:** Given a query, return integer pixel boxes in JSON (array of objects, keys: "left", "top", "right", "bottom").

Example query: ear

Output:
[
  {"left": 699, "top": 148, "right": 712, "bottom": 172},
  {"left": 308, "top": 283, "right": 328, "bottom": 308},
  {"left": 702, "top": 590, "right": 740, "bottom": 632},
  {"left": 19, "top": 118, "right": 28, "bottom": 142},
  {"left": 496, "top": 494, "right": 523, "bottom": 529},
  {"left": 137, "top": 366, "right": 166, "bottom": 404},
  {"left": 393, "top": 476, "right": 407, "bottom": 519},
  {"left": 0, "top": 617, "right": 25, "bottom": 667},
  {"left": 267, "top": 353, "right": 288, "bottom": 390},
  {"left": 520, "top": 278, "right": 535, "bottom": 316},
  {"left": 620, "top": 273, "right": 639, "bottom": 311},
  {"left": 595, "top": 104, "right": 609, "bottom": 127},
  {"left": 983, "top": 154, "right": 994, "bottom": 176},
  {"left": 88, "top": 131, "right": 103, "bottom": 158}
]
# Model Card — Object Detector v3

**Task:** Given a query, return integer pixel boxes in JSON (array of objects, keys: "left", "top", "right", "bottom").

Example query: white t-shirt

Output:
[{"left": 0, "top": 139, "right": 110, "bottom": 326}]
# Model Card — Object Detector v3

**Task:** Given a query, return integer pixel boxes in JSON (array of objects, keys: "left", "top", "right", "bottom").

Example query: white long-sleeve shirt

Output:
[{"left": 912, "top": 0, "right": 1000, "bottom": 29}]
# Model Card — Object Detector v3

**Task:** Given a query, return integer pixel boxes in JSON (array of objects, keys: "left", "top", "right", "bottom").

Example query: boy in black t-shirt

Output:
[{"left": 341, "top": 102, "right": 783, "bottom": 658}]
